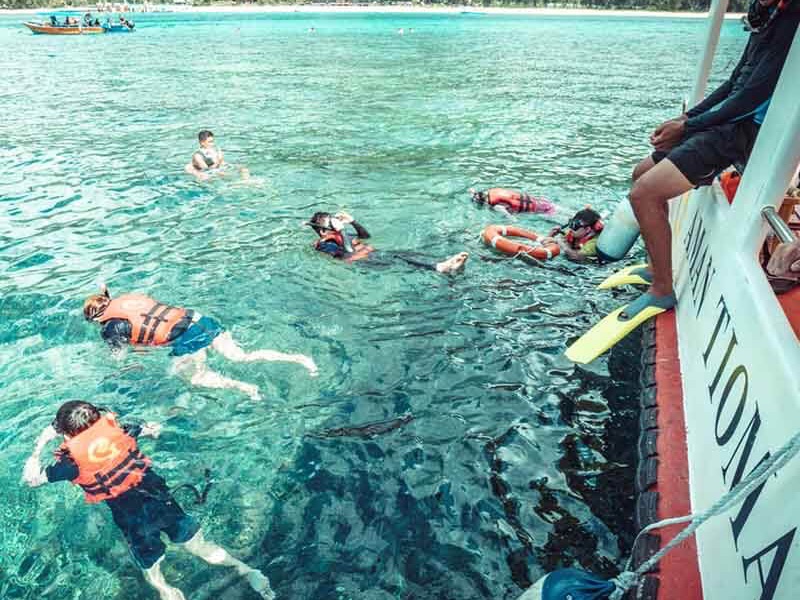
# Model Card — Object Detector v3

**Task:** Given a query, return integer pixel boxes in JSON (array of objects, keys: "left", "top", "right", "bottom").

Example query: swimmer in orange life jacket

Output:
[
  {"left": 23, "top": 401, "right": 275, "bottom": 600},
  {"left": 83, "top": 286, "right": 317, "bottom": 401},
  {"left": 470, "top": 188, "right": 557, "bottom": 215},
  {"left": 540, "top": 207, "right": 605, "bottom": 263},
  {"left": 306, "top": 211, "right": 469, "bottom": 274}
]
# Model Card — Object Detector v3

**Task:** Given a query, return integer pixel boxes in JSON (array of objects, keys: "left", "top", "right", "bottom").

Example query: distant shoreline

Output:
[{"left": 2, "top": 5, "right": 746, "bottom": 19}]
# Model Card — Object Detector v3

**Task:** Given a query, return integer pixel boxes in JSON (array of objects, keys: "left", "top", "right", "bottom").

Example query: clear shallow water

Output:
[{"left": 0, "top": 12, "right": 745, "bottom": 600}]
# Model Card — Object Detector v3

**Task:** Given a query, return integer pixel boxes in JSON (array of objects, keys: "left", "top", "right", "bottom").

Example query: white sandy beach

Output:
[{"left": 2, "top": 4, "right": 745, "bottom": 18}]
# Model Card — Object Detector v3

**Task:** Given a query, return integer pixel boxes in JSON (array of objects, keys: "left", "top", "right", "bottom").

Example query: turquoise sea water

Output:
[{"left": 0, "top": 12, "right": 745, "bottom": 600}]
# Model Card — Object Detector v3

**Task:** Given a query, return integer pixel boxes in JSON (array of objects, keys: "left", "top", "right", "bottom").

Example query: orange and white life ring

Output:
[{"left": 481, "top": 225, "right": 560, "bottom": 260}]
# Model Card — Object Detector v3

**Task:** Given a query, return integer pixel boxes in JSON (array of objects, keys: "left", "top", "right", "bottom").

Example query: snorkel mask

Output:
[
  {"left": 305, "top": 212, "right": 345, "bottom": 236},
  {"left": 470, "top": 189, "right": 488, "bottom": 205},
  {"left": 567, "top": 208, "right": 604, "bottom": 233}
]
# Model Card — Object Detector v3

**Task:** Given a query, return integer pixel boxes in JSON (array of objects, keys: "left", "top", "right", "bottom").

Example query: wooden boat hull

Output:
[{"left": 24, "top": 22, "right": 106, "bottom": 35}]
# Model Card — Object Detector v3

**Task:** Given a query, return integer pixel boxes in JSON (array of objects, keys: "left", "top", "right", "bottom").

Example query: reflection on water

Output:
[{"left": 0, "top": 12, "right": 744, "bottom": 599}]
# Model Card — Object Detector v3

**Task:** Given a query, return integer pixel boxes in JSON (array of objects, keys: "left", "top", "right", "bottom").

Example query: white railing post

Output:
[
  {"left": 690, "top": 0, "right": 730, "bottom": 106},
  {"left": 728, "top": 28, "right": 800, "bottom": 252}
]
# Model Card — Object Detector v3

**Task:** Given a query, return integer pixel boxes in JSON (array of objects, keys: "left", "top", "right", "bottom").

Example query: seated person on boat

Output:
[
  {"left": 617, "top": 0, "right": 800, "bottom": 321},
  {"left": 306, "top": 211, "right": 469, "bottom": 274}
]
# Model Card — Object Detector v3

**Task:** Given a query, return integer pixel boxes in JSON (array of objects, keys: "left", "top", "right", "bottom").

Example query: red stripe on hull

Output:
[{"left": 653, "top": 311, "right": 702, "bottom": 600}]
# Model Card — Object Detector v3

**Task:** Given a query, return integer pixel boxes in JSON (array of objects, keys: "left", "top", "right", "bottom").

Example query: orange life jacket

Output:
[
  {"left": 720, "top": 171, "right": 740, "bottom": 204},
  {"left": 317, "top": 231, "right": 374, "bottom": 263},
  {"left": 486, "top": 189, "right": 554, "bottom": 213},
  {"left": 98, "top": 294, "right": 188, "bottom": 346},
  {"left": 61, "top": 413, "right": 151, "bottom": 503}
]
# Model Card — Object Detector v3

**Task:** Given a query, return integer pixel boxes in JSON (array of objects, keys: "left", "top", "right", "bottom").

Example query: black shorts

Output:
[
  {"left": 652, "top": 120, "right": 759, "bottom": 186},
  {"left": 106, "top": 470, "right": 200, "bottom": 569}
]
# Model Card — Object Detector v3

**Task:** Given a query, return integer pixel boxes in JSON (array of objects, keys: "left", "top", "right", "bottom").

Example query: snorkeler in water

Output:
[
  {"left": 470, "top": 187, "right": 557, "bottom": 215},
  {"left": 305, "top": 211, "right": 469, "bottom": 274},
  {"left": 23, "top": 401, "right": 274, "bottom": 600},
  {"left": 185, "top": 130, "right": 248, "bottom": 181},
  {"left": 83, "top": 285, "right": 317, "bottom": 401},
  {"left": 541, "top": 207, "right": 605, "bottom": 263}
]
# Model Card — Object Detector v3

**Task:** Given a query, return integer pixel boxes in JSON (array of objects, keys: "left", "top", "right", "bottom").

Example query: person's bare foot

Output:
[
  {"left": 245, "top": 569, "right": 275, "bottom": 599},
  {"left": 436, "top": 252, "right": 469, "bottom": 274}
]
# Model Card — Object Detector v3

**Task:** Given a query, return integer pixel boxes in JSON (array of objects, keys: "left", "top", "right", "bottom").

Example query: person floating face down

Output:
[
  {"left": 469, "top": 187, "right": 557, "bottom": 215},
  {"left": 83, "top": 286, "right": 317, "bottom": 401},
  {"left": 542, "top": 207, "right": 605, "bottom": 263},
  {"left": 22, "top": 401, "right": 275, "bottom": 600},
  {"left": 305, "top": 211, "right": 470, "bottom": 274}
]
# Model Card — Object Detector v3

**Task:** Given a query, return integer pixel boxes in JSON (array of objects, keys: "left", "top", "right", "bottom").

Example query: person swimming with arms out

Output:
[
  {"left": 23, "top": 401, "right": 275, "bottom": 600},
  {"left": 540, "top": 207, "right": 606, "bottom": 263},
  {"left": 305, "top": 211, "right": 469, "bottom": 274},
  {"left": 83, "top": 285, "right": 317, "bottom": 401}
]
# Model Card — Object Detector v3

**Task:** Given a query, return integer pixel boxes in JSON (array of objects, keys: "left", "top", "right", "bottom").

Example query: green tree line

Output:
[{"left": 4, "top": 0, "right": 751, "bottom": 13}]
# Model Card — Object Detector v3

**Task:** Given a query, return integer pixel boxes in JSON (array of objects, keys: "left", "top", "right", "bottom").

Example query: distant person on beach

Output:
[
  {"left": 23, "top": 401, "right": 275, "bottom": 600},
  {"left": 83, "top": 285, "right": 317, "bottom": 400},
  {"left": 306, "top": 211, "right": 469, "bottom": 274},
  {"left": 614, "top": 0, "right": 800, "bottom": 321}
]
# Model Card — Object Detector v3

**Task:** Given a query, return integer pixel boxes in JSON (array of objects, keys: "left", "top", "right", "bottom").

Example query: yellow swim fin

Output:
[
  {"left": 597, "top": 263, "right": 651, "bottom": 290},
  {"left": 565, "top": 303, "right": 666, "bottom": 364}
]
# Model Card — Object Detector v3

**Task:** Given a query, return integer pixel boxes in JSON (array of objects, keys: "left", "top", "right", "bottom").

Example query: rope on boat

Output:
[{"left": 608, "top": 428, "right": 800, "bottom": 600}]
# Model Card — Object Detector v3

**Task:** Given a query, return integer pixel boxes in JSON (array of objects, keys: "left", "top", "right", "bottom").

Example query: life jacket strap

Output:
[
  {"left": 81, "top": 448, "right": 147, "bottom": 495},
  {"left": 136, "top": 303, "right": 174, "bottom": 344}
]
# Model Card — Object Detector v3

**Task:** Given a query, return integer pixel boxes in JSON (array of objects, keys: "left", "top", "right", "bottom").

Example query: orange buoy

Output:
[{"left": 481, "top": 224, "right": 560, "bottom": 260}]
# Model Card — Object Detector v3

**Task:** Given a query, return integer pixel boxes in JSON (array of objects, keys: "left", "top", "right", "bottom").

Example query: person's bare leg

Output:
[
  {"left": 171, "top": 350, "right": 261, "bottom": 401},
  {"left": 628, "top": 158, "right": 694, "bottom": 298},
  {"left": 211, "top": 332, "right": 317, "bottom": 376},
  {"left": 632, "top": 155, "right": 656, "bottom": 182},
  {"left": 143, "top": 558, "right": 186, "bottom": 600},
  {"left": 181, "top": 531, "right": 275, "bottom": 599}
]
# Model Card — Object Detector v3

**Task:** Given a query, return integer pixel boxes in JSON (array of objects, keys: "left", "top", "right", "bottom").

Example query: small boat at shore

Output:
[
  {"left": 24, "top": 21, "right": 106, "bottom": 35},
  {"left": 23, "top": 13, "right": 134, "bottom": 35}
]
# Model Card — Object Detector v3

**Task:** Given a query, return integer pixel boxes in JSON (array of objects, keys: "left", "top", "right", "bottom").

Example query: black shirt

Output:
[{"left": 686, "top": 8, "right": 800, "bottom": 132}]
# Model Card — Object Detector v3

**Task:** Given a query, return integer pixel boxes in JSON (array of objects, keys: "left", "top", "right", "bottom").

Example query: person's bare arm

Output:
[
  {"left": 22, "top": 426, "right": 59, "bottom": 487},
  {"left": 557, "top": 238, "right": 588, "bottom": 263}
]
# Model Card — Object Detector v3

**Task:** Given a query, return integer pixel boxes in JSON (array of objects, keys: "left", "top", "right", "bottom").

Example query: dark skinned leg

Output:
[{"left": 629, "top": 158, "right": 694, "bottom": 298}]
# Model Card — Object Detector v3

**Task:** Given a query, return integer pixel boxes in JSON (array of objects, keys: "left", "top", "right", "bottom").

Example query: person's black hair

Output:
[
  {"left": 470, "top": 190, "right": 488, "bottom": 205},
  {"left": 54, "top": 401, "right": 101, "bottom": 436},
  {"left": 569, "top": 207, "right": 602, "bottom": 229},
  {"left": 307, "top": 211, "right": 332, "bottom": 230},
  {"left": 198, "top": 130, "right": 214, "bottom": 143}
]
